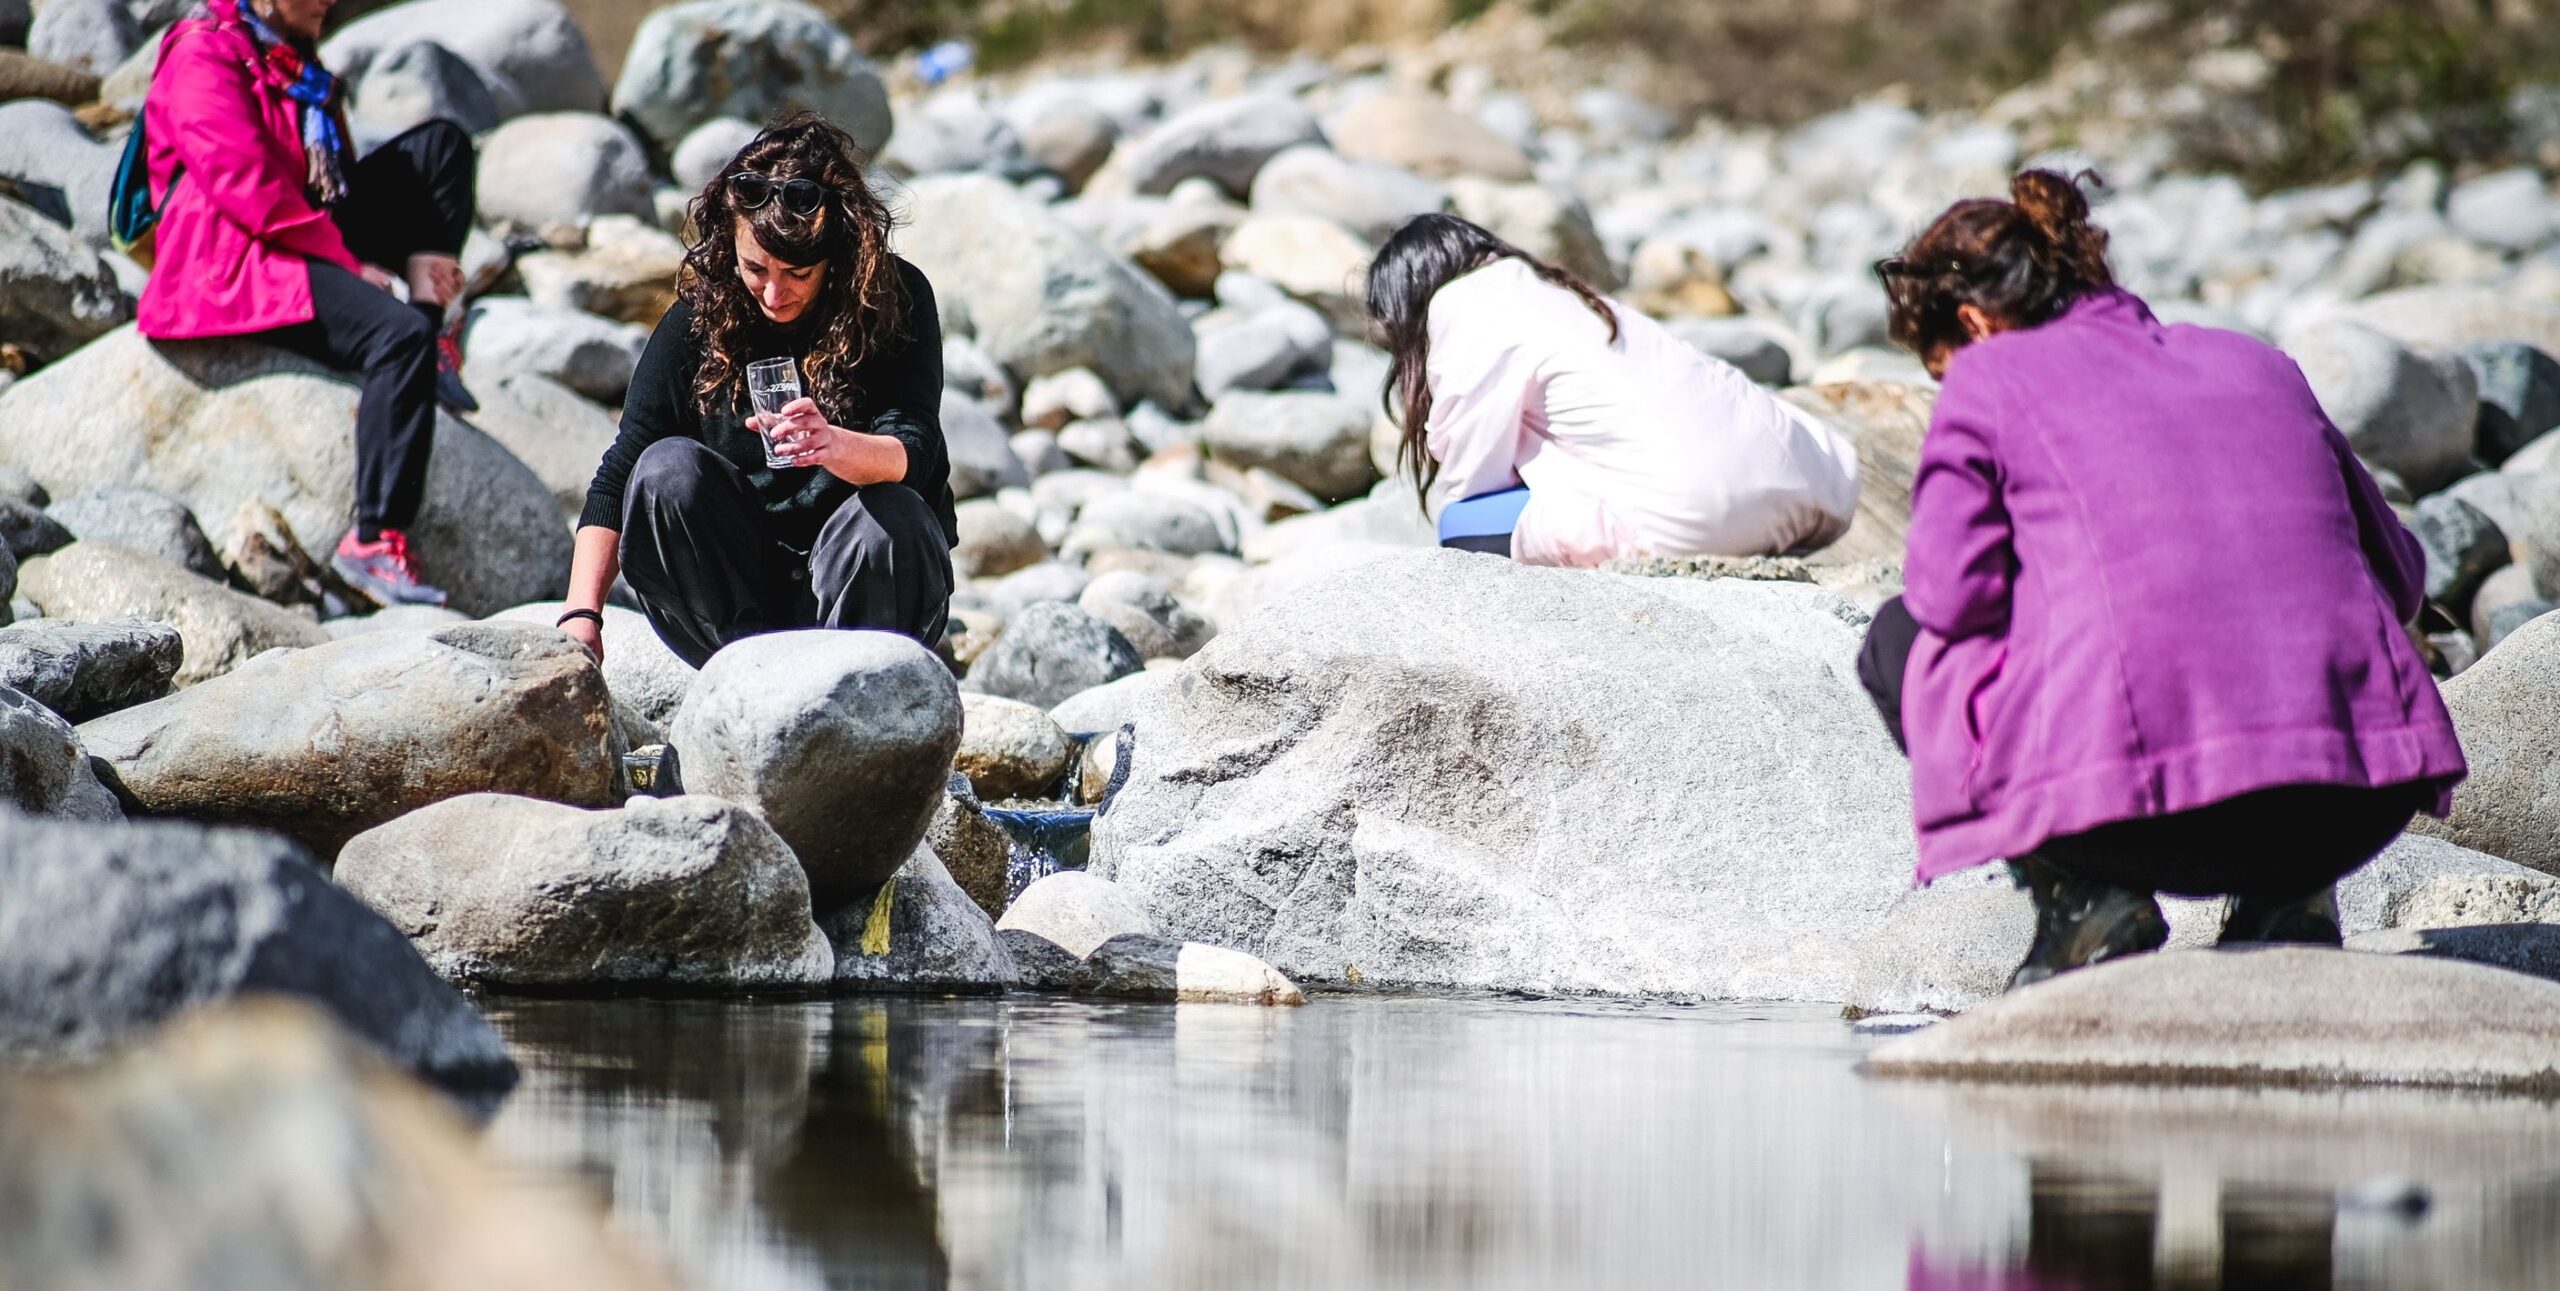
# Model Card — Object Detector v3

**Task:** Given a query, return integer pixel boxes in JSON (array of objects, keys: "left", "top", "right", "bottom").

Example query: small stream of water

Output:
[{"left": 481, "top": 995, "right": 2560, "bottom": 1290}]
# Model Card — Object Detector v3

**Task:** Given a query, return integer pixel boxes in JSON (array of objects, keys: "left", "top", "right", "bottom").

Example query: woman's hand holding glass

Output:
[{"left": 758, "top": 396, "right": 837, "bottom": 467}]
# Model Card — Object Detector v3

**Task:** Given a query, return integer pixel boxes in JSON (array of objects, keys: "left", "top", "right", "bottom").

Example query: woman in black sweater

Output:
[{"left": 559, "top": 114, "right": 956, "bottom": 668}]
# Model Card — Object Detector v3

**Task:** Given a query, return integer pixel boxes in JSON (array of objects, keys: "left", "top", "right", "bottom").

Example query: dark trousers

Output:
[
  {"left": 619, "top": 438, "right": 955, "bottom": 668},
  {"left": 255, "top": 120, "right": 476, "bottom": 533},
  {"left": 1857, "top": 596, "right": 2427, "bottom": 902}
]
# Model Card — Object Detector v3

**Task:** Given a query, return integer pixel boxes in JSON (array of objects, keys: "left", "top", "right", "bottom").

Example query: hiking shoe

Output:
[
  {"left": 332, "top": 528, "right": 448, "bottom": 607},
  {"left": 434, "top": 319, "right": 478, "bottom": 413},
  {"left": 2006, "top": 854, "right": 2169, "bottom": 992},
  {"left": 2217, "top": 885, "right": 2344, "bottom": 947}
]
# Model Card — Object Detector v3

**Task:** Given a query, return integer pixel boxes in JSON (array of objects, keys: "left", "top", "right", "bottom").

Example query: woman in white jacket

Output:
[{"left": 1369, "top": 214, "right": 1860, "bottom": 567}]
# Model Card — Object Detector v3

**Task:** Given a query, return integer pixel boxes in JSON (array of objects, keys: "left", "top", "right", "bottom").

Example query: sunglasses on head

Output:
[{"left": 727, "top": 172, "right": 834, "bottom": 216}]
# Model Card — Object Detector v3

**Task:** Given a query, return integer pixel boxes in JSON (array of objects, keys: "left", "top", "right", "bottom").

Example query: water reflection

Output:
[{"left": 479, "top": 996, "right": 2560, "bottom": 1290}]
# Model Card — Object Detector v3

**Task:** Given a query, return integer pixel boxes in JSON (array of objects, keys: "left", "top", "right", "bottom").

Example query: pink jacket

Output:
[
  {"left": 1423, "top": 258, "right": 1860, "bottom": 566},
  {"left": 134, "top": 0, "right": 358, "bottom": 339},
  {"left": 1901, "top": 289, "right": 2465, "bottom": 881}
]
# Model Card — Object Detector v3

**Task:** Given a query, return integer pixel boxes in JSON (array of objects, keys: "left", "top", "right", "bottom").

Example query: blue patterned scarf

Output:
[{"left": 231, "top": 2, "right": 349, "bottom": 205}]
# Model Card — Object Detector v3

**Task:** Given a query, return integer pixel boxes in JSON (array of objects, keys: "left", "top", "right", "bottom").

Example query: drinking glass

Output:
[{"left": 745, "top": 356, "right": 802, "bottom": 469}]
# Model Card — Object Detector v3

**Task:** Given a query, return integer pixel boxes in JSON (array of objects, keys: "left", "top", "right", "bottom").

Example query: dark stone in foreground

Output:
[
  {"left": 0, "top": 617, "right": 182, "bottom": 721},
  {"left": 0, "top": 811, "right": 517, "bottom": 1101},
  {"left": 0, "top": 496, "right": 72, "bottom": 559},
  {"left": 998, "top": 928, "right": 1082, "bottom": 990}
]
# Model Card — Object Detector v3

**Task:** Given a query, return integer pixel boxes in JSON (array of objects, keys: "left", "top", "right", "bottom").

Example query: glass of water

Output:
[{"left": 745, "top": 356, "right": 802, "bottom": 469}]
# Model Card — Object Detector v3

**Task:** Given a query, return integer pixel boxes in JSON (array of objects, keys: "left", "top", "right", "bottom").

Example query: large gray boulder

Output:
[
  {"left": 0, "top": 195, "right": 131, "bottom": 363},
  {"left": 611, "top": 0, "right": 892, "bottom": 159},
  {"left": 461, "top": 296, "right": 649, "bottom": 404},
  {"left": 0, "top": 100, "right": 115, "bottom": 243},
  {"left": 1094, "top": 550, "right": 1917, "bottom": 1002},
  {"left": 0, "top": 329, "right": 571, "bottom": 616},
  {"left": 898, "top": 174, "right": 1198, "bottom": 412},
  {"left": 0, "top": 617, "right": 180, "bottom": 721},
  {"left": 820, "top": 843, "right": 1017, "bottom": 992},
  {"left": 463, "top": 372, "right": 620, "bottom": 522},
  {"left": 1112, "top": 93, "right": 1325, "bottom": 198},
  {"left": 344, "top": 38, "right": 502, "bottom": 140},
  {"left": 2420, "top": 610, "right": 2560, "bottom": 871},
  {"left": 492, "top": 601, "right": 696, "bottom": 726},
  {"left": 25, "top": 0, "right": 135, "bottom": 76},
  {"left": 79, "top": 623, "right": 620, "bottom": 856},
  {"left": 474, "top": 113, "right": 658, "bottom": 234},
  {"left": 321, "top": 0, "right": 606, "bottom": 121},
  {"left": 16, "top": 544, "right": 329, "bottom": 687},
  {"left": 338, "top": 793, "right": 833, "bottom": 990},
  {"left": 668, "top": 630, "right": 962, "bottom": 914},
  {"left": 2281, "top": 318, "right": 2479, "bottom": 494},
  {"left": 1201, "top": 390, "right": 1380, "bottom": 502},
  {"left": 0, "top": 683, "right": 120, "bottom": 820},
  {"left": 671, "top": 117, "right": 761, "bottom": 194},
  {"left": 45, "top": 484, "right": 223, "bottom": 581},
  {"left": 1866, "top": 947, "right": 2560, "bottom": 1093},
  {"left": 0, "top": 810, "right": 517, "bottom": 1099},
  {"left": 964, "top": 601, "right": 1142, "bottom": 710}
]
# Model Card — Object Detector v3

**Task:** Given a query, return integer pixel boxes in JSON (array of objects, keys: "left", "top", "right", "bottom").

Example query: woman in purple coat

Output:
[{"left": 1859, "top": 170, "right": 2467, "bottom": 991}]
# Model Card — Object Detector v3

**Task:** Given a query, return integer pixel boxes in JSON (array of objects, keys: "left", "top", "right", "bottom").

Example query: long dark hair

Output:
[
  {"left": 681, "top": 112, "right": 904, "bottom": 419},
  {"left": 1878, "top": 169, "right": 2115, "bottom": 374},
  {"left": 1367, "top": 213, "right": 1619, "bottom": 507}
]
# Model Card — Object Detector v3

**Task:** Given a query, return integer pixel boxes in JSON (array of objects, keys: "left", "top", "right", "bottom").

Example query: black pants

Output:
[
  {"left": 1857, "top": 596, "right": 2428, "bottom": 902},
  {"left": 256, "top": 120, "right": 476, "bottom": 533},
  {"left": 619, "top": 438, "right": 955, "bottom": 668}
]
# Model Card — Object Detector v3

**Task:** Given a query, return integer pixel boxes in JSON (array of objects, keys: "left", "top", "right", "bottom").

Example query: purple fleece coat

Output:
[{"left": 1900, "top": 288, "right": 2466, "bottom": 882}]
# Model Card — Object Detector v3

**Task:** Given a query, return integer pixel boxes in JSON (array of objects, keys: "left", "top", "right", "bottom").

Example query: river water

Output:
[{"left": 479, "top": 994, "right": 2560, "bottom": 1289}]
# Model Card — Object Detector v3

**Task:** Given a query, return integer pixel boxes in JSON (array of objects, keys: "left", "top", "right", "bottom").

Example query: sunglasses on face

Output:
[{"left": 728, "top": 172, "right": 834, "bottom": 216}]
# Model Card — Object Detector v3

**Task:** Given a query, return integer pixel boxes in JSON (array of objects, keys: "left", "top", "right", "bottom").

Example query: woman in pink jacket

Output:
[
  {"left": 1366, "top": 214, "right": 1859, "bottom": 566},
  {"left": 1859, "top": 171, "right": 2467, "bottom": 991},
  {"left": 135, "top": 0, "right": 477, "bottom": 606}
]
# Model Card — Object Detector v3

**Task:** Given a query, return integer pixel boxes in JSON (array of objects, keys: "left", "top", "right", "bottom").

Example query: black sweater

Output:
[{"left": 580, "top": 256, "right": 956, "bottom": 551}]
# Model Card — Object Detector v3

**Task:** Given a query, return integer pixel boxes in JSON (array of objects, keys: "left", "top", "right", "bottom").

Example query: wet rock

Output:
[
  {"left": 475, "top": 113, "right": 657, "bottom": 234},
  {"left": 953, "top": 497, "right": 1049, "bottom": 579},
  {"left": 464, "top": 372, "right": 619, "bottom": 522},
  {"left": 671, "top": 116, "right": 761, "bottom": 194},
  {"left": 346, "top": 38, "right": 501, "bottom": 140},
  {"left": 997, "top": 871, "right": 1157, "bottom": 958},
  {"left": 81, "top": 623, "right": 617, "bottom": 854},
  {"left": 322, "top": 0, "right": 606, "bottom": 121},
  {"left": 0, "top": 999, "right": 673, "bottom": 1291},
  {"left": 1097, "top": 551, "right": 1928, "bottom": 1002},
  {"left": 1248, "top": 143, "right": 1446, "bottom": 243},
  {"left": 1865, "top": 947, "right": 2560, "bottom": 1092},
  {"left": 0, "top": 811, "right": 517, "bottom": 1098},
  {"left": 2420, "top": 610, "right": 2560, "bottom": 872},
  {"left": 997, "top": 927, "right": 1082, "bottom": 989},
  {"left": 612, "top": 0, "right": 891, "bottom": 159},
  {"left": 514, "top": 214, "right": 684, "bottom": 325},
  {"left": 956, "top": 691, "right": 1072, "bottom": 800},
  {"left": 0, "top": 617, "right": 179, "bottom": 721},
  {"left": 1201, "top": 390, "right": 1379, "bottom": 503},
  {"left": 17, "top": 544, "right": 328, "bottom": 687},
  {"left": 0, "top": 683, "right": 119, "bottom": 820},
  {"left": 26, "top": 0, "right": 135, "bottom": 77},
  {"left": 900, "top": 174, "right": 1197, "bottom": 412},
  {"left": 2408, "top": 493, "right": 2510, "bottom": 612},
  {"left": 2461, "top": 342, "right": 2560, "bottom": 465},
  {"left": 0, "top": 194, "right": 131, "bottom": 364},
  {"left": 490, "top": 601, "right": 696, "bottom": 726},
  {"left": 461, "top": 296, "right": 649, "bottom": 403},
  {"left": 669, "top": 630, "right": 961, "bottom": 914},
  {"left": 1078, "top": 570, "right": 1213, "bottom": 660},
  {"left": 821, "top": 844, "right": 1017, "bottom": 992},
  {"left": 338, "top": 793, "right": 832, "bottom": 990},
  {"left": 2282, "top": 318, "right": 2478, "bottom": 493},
  {"left": 1114, "top": 92, "right": 1323, "bottom": 198},
  {"left": 964, "top": 601, "right": 1142, "bottom": 710},
  {"left": 0, "top": 100, "right": 114, "bottom": 243},
  {"left": 45, "top": 484, "right": 223, "bottom": 581},
  {"left": 0, "top": 329, "right": 571, "bottom": 616},
  {"left": 1073, "top": 933, "right": 1304, "bottom": 1005},
  {"left": 1330, "top": 89, "right": 1532, "bottom": 182}
]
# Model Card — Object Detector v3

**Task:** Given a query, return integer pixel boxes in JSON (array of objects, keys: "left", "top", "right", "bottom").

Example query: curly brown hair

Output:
[
  {"left": 681, "top": 112, "right": 905, "bottom": 420},
  {"left": 1877, "top": 169, "right": 2115, "bottom": 374}
]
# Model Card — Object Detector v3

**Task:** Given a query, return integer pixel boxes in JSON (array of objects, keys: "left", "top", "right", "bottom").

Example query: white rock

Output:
[
  {"left": 1112, "top": 92, "right": 1324, "bottom": 198},
  {"left": 322, "top": 0, "right": 605, "bottom": 121},
  {"left": 611, "top": 0, "right": 891, "bottom": 158},
  {"left": 475, "top": 113, "right": 657, "bottom": 235},
  {"left": 461, "top": 297, "right": 649, "bottom": 403},
  {"left": 0, "top": 187, "right": 130, "bottom": 363},
  {"left": 670, "top": 117, "right": 762, "bottom": 195}
]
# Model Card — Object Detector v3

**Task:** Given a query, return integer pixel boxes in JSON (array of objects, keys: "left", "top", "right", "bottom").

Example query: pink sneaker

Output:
[{"left": 332, "top": 528, "right": 448, "bottom": 607}]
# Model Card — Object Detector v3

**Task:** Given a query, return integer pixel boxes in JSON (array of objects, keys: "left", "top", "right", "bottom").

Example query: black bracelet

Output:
[{"left": 555, "top": 608, "right": 604, "bottom": 629}]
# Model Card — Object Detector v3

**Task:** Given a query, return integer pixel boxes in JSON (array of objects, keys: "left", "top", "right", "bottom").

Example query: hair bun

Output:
[{"left": 2008, "top": 168, "right": 2111, "bottom": 285}]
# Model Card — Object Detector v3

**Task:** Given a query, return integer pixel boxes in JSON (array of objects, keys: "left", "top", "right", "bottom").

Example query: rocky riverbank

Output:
[{"left": 6, "top": 6, "right": 2560, "bottom": 1267}]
